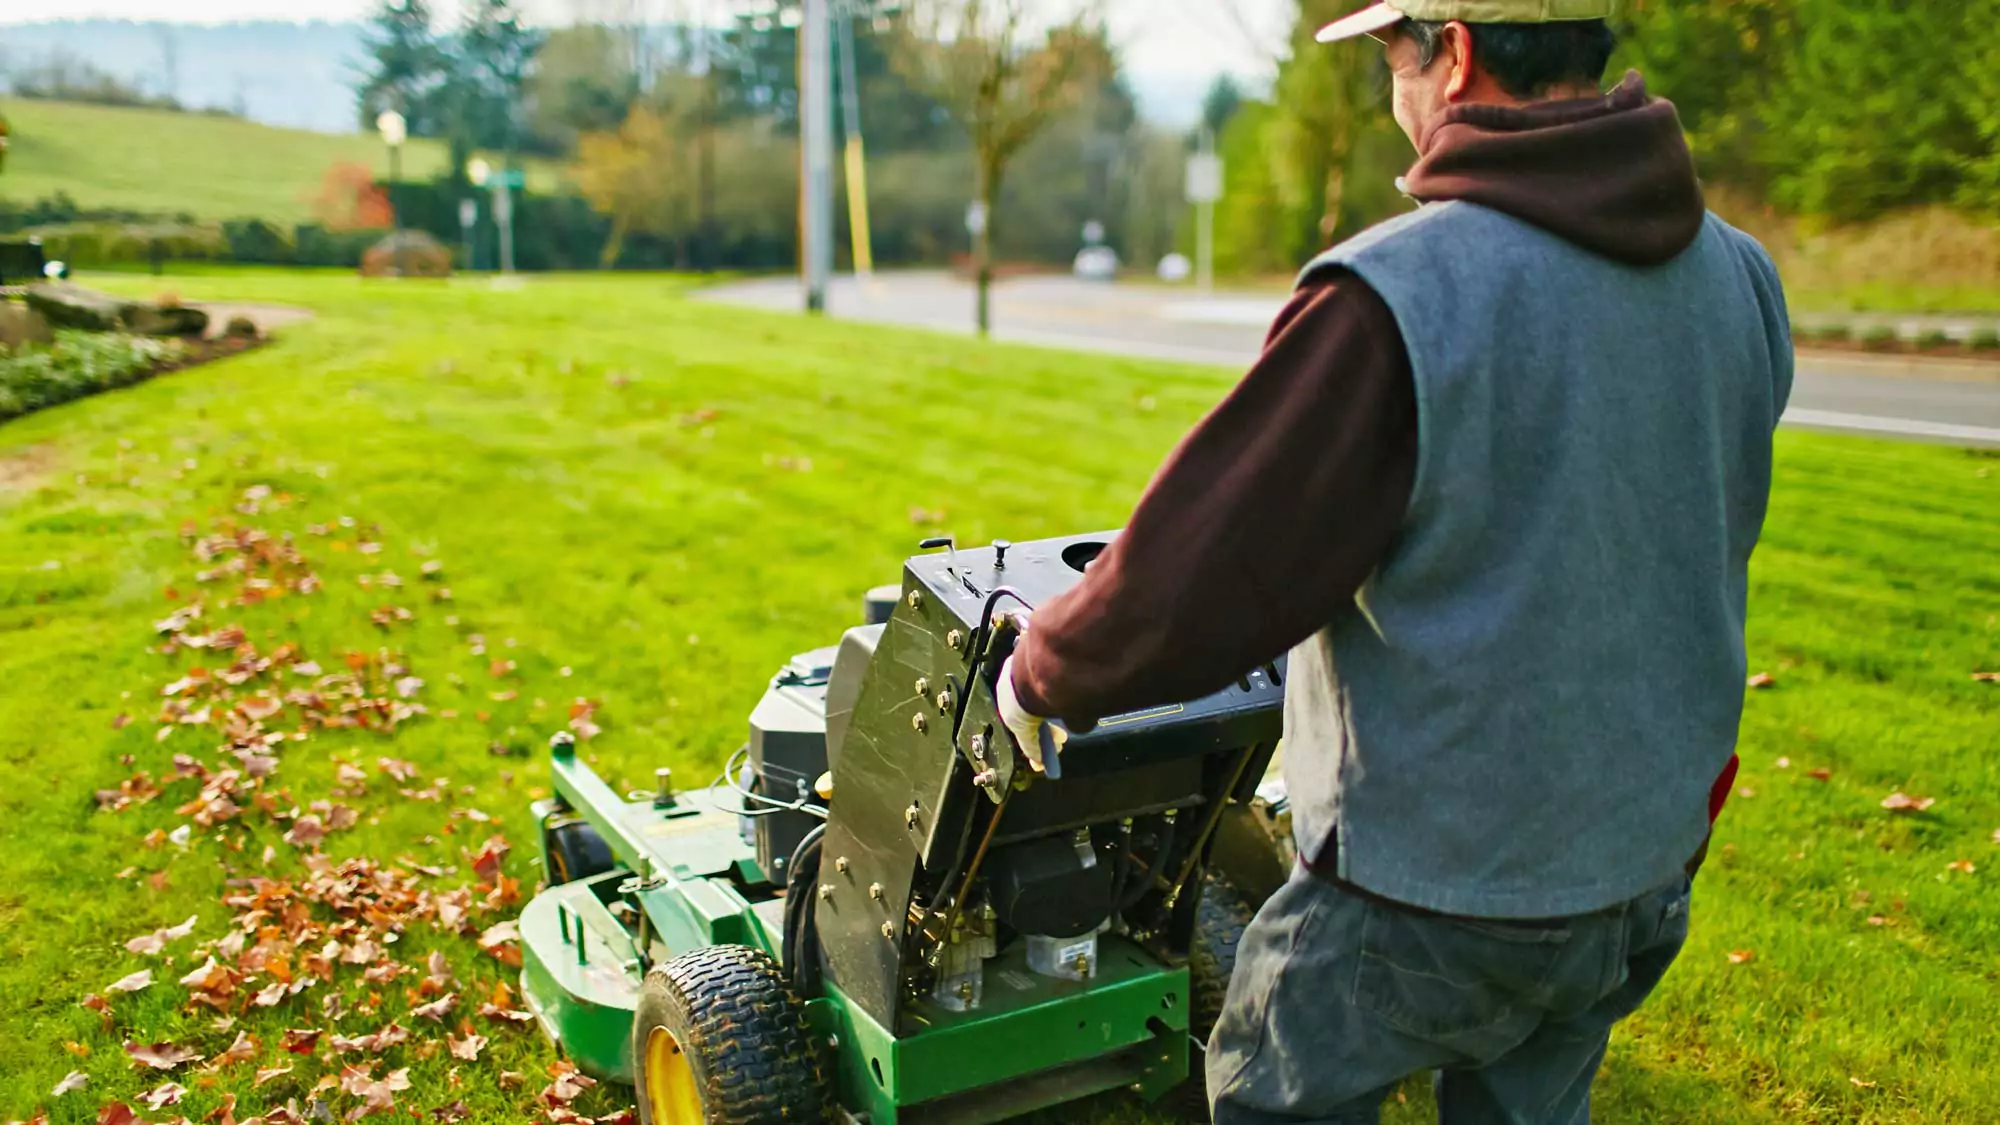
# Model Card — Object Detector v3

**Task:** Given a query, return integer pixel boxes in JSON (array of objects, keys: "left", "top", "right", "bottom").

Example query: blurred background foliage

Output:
[{"left": 1, "top": 0, "right": 1995, "bottom": 299}]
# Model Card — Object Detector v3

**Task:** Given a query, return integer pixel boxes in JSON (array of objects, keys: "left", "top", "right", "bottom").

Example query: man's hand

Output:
[{"left": 998, "top": 653, "right": 1066, "bottom": 779}]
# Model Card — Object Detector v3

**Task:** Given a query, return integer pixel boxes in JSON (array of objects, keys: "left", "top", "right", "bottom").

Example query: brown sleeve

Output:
[{"left": 1011, "top": 271, "right": 1417, "bottom": 726}]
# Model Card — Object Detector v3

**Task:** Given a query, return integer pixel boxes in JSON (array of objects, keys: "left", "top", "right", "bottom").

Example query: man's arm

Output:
[{"left": 1010, "top": 271, "right": 1418, "bottom": 726}]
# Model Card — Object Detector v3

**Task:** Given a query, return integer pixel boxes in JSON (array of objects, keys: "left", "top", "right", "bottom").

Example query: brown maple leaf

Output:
[
  {"left": 141, "top": 1082, "right": 187, "bottom": 1110},
  {"left": 212, "top": 1030, "right": 258, "bottom": 1067},
  {"left": 125, "top": 1040, "right": 205, "bottom": 1070},
  {"left": 279, "top": 1028, "right": 322, "bottom": 1055},
  {"left": 410, "top": 993, "right": 457, "bottom": 1022},
  {"left": 446, "top": 1031, "right": 487, "bottom": 1061},
  {"left": 254, "top": 1063, "right": 294, "bottom": 1086}
]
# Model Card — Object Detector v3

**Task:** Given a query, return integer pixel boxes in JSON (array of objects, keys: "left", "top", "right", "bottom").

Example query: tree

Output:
[
  {"left": 1199, "top": 74, "right": 1244, "bottom": 139},
  {"left": 447, "top": 0, "right": 548, "bottom": 169},
  {"left": 574, "top": 103, "right": 696, "bottom": 267},
  {"left": 356, "top": 0, "right": 448, "bottom": 132},
  {"left": 891, "top": 0, "right": 1109, "bottom": 334},
  {"left": 1268, "top": 0, "right": 1385, "bottom": 250}
]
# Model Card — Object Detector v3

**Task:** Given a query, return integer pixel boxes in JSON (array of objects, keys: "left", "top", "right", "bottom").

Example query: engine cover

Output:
[{"left": 986, "top": 831, "right": 1114, "bottom": 939}]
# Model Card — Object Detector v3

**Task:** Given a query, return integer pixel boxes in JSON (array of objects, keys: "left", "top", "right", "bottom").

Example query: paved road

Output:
[{"left": 705, "top": 273, "right": 2000, "bottom": 448}]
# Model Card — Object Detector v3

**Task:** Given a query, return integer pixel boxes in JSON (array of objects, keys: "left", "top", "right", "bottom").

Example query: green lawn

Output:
[
  {"left": 0, "top": 271, "right": 1995, "bottom": 1123},
  {"left": 0, "top": 99, "right": 563, "bottom": 224}
]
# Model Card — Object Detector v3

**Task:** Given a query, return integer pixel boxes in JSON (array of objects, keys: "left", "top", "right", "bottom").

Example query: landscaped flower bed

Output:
[{"left": 0, "top": 329, "right": 184, "bottom": 421}]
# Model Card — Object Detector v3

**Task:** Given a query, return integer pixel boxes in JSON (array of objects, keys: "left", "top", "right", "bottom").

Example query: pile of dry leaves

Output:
[{"left": 19, "top": 487, "right": 626, "bottom": 1125}]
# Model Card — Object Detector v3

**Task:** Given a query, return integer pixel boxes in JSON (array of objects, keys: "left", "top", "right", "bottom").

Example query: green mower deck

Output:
[{"left": 521, "top": 740, "right": 1191, "bottom": 1123}]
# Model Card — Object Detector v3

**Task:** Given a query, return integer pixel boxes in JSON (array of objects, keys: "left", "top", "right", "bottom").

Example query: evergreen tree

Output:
[{"left": 355, "top": 0, "right": 447, "bottom": 132}]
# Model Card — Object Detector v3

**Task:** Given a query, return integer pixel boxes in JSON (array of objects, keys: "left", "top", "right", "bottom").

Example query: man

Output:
[{"left": 992, "top": 2, "right": 1793, "bottom": 1122}]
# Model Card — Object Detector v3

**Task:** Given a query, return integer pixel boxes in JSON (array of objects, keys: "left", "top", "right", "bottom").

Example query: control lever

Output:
[{"left": 919, "top": 536, "right": 964, "bottom": 589}]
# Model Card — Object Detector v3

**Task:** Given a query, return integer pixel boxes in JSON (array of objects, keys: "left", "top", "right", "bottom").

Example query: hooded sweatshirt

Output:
[{"left": 1014, "top": 73, "right": 1713, "bottom": 731}]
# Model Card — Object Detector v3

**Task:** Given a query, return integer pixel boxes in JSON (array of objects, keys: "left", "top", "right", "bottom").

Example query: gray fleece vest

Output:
[{"left": 1288, "top": 201, "right": 1793, "bottom": 918}]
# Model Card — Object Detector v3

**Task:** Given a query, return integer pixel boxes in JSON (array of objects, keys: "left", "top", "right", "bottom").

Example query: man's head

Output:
[{"left": 1317, "top": 2, "right": 1619, "bottom": 148}]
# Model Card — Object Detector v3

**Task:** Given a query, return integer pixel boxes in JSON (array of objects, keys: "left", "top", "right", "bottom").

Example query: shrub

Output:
[
  {"left": 1859, "top": 325, "right": 1901, "bottom": 351},
  {"left": 1968, "top": 327, "right": 2000, "bottom": 352},
  {"left": 1915, "top": 329, "right": 1953, "bottom": 350},
  {"left": 0, "top": 330, "right": 181, "bottom": 421},
  {"left": 1803, "top": 322, "right": 1852, "bottom": 343},
  {"left": 24, "top": 222, "right": 227, "bottom": 270}
]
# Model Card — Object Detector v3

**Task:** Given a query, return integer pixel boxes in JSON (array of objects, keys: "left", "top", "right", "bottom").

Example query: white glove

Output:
[{"left": 997, "top": 654, "right": 1067, "bottom": 778}]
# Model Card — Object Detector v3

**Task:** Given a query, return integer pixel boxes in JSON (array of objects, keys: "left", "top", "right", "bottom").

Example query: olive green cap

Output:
[{"left": 1317, "top": 0, "right": 1615, "bottom": 43}]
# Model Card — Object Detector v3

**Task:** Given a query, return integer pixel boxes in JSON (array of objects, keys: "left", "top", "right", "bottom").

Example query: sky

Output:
[{"left": 0, "top": 0, "right": 1293, "bottom": 92}]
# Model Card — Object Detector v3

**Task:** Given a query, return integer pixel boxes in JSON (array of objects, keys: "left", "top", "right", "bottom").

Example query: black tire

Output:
[
  {"left": 632, "top": 944, "right": 833, "bottom": 1125},
  {"left": 546, "top": 819, "right": 616, "bottom": 886},
  {"left": 1160, "top": 872, "right": 1257, "bottom": 1121}
]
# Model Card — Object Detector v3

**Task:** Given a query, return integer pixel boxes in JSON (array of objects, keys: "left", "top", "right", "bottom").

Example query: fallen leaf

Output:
[
  {"left": 339, "top": 1064, "right": 413, "bottom": 1119},
  {"left": 1774, "top": 756, "right": 1790, "bottom": 769},
  {"left": 125, "top": 1040, "right": 204, "bottom": 1070},
  {"left": 107, "top": 969, "right": 154, "bottom": 993},
  {"left": 1807, "top": 768, "right": 1832, "bottom": 782},
  {"left": 1746, "top": 672, "right": 1776, "bottom": 689},
  {"left": 1866, "top": 914, "right": 1891, "bottom": 926},
  {"left": 212, "top": 1030, "right": 258, "bottom": 1067},
  {"left": 52, "top": 1070, "right": 88, "bottom": 1096},
  {"left": 97, "top": 1104, "right": 139, "bottom": 1125},
  {"left": 411, "top": 993, "right": 457, "bottom": 1022},
  {"left": 1850, "top": 1077, "right": 1878, "bottom": 1089},
  {"left": 126, "top": 914, "right": 200, "bottom": 956},
  {"left": 446, "top": 1031, "right": 486, "bottom": 1061},
  {"left": 1727, "top": 950, "right": 1755, "bottom": 965},
  {"left": 1974, "top": 672, "right": 1998, "bottom": 684},
  {"left": 254, "top": 1064, "right": 294, "bottom": 1086},
  {"left": 1947, "top": 859, "right": 1976, "bottom": 874},
  {"left": 279, "top": 1028, "right": 322, "bottom": 1055},
  {"left": 1881, "top": 793, "right": 1937, "bottom": 814},
  {"left": 432, "top": 1102, "right": 470, "bottom": 1123},
  {"left": 142, "top": 1082, "right": 187, "bottom": 1110}
]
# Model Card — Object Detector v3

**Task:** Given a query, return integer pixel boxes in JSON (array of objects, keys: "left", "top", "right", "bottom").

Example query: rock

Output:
[
  {"left": 361, "top": 230, "right": 453, "bottom": 279},
  {"left": 124, "top": 304, "right": 210, "bottom": 338},
  {"left": 0, "top": 302, "right": 53, "bottom": 351},
  {"left": 23, "top": 281, "right": 128, "bottom": 332},
  {"left": 21, "top": 282, "right": 208, "bottom": 337}
]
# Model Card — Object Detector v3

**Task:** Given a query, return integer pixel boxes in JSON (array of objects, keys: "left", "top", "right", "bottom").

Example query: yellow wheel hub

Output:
[{"left": 643, "top": 1026, "right": 703, "bottom": 1124}]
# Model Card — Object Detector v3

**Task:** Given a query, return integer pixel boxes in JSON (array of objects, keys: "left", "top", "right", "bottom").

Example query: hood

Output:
[{"left": 1401, "top": 72, "right": 1706, "bottom": 267}]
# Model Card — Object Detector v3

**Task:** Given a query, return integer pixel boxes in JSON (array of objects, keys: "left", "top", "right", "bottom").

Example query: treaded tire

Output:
[
  {"left": 546, "top": 820, "right": 615, "bottom": 886},
  {"left": 1160, "top": 871, "right": 1257, "bottom": 1121},
  {"left": 633, "top": 944, "right": 834, "bottom": 1125}
]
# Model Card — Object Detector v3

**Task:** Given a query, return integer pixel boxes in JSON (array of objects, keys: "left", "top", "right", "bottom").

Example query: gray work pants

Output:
[{"left": 1207, "top": 867, "right": 1692, "bottom": 1125}]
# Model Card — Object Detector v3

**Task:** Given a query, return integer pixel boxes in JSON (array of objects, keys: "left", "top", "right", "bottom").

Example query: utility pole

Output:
[
  {"left": 835, "top": 4, "right": 874, "bottom": 278},
  {"left": 799, "top": 0, "right": 835, "bottom": 313}
]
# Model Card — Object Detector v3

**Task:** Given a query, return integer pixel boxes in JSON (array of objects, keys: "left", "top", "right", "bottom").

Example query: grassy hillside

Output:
[
  {"left": 0, "top": 270, "right": 1995, "bottom": 1122},
  {"left": 0, "top": 98, "right": 563, "bottom": 225}
]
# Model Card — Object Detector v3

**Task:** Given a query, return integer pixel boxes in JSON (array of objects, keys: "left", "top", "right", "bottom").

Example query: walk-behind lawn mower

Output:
[{"left": 519, "top": 533, "right": 1296, "bottom": 1125}]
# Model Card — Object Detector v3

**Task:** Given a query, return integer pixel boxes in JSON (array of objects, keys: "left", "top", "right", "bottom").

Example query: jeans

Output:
[{"left": 1207, "top": 867, "right": 1692, "bottom": 1125}]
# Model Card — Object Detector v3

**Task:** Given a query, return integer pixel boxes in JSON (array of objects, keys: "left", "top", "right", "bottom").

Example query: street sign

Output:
[
  {"left": 1186, "top": 153, "right": 1224, "bottom": 204},
  {"left": 965, "top": 201, "right": 989, "bottom": 236}
]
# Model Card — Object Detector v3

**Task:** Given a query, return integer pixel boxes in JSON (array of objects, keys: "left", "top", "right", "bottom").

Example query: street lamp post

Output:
[{"left": 376, "top": 110, "right": 408, "bottom": 277}]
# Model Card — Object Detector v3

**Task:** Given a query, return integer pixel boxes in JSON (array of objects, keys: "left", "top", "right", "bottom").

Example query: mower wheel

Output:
[
  {"left": 1160, "top": 871, "right": 1257, "bottom": 1121},
  {"left": 545, "top": 819, "right": 615, "bottom": 886},
  {"left": 633, "top": 944, "right": 833, "bottom": 1125}
]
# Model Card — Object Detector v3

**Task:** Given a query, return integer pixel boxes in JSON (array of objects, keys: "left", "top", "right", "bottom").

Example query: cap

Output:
[{"left": 1317, "top": 0, "right": 1616, "bottom": 44}]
